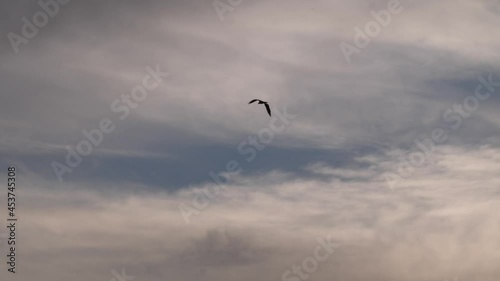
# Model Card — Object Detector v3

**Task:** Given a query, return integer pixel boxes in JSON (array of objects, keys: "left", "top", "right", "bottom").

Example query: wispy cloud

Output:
[{"left": 1, "top": 0, "right": 500, "bottom": 280}]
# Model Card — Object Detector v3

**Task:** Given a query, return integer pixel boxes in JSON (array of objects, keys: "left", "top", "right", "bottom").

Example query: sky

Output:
[{"left": 1, "top": 0, "right": 500, "bottom": 280}]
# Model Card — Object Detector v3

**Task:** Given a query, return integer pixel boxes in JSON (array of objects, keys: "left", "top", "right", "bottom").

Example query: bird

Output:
[{"left": 248, "top": 99, "right": 271, "bottom": 116}]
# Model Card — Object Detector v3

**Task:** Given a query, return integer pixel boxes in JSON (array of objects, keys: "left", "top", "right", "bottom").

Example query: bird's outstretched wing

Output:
[
  {"left": 265, "top": 103, "right": 271, "bottom": 116},
  {"left": 249, "top": 99, "right": 259, "bottom": 104}
]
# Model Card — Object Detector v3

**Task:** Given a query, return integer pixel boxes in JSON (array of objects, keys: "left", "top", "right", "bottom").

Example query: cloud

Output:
[
  {"left": 3, "top": 145, "right": 499, "bottom": 280},
  {"left": 2, "top": 0, "right": 500, "bottom": 280}
]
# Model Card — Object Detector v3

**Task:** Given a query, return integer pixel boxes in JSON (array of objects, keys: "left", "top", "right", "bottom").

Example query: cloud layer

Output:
[{"left": 1, "top": 0, "right": 500, "bottom": 280}]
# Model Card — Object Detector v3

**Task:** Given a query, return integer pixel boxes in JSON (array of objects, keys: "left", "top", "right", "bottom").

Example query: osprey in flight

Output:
[{"left": 248, "top": 99, "right": 271, "bottom": 116}]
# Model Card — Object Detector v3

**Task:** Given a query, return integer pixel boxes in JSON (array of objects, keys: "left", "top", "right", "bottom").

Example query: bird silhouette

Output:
[{"left": 248, "top": 99, "right": 271, "bottom": 116}]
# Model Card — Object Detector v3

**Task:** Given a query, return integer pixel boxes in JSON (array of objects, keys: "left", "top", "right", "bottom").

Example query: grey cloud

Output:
[
  {"left": 6, "top": 145, "right": 500, "bottom": 281},
  {"left": 2, "top": 1, "right": 500, "bottom": 280}
]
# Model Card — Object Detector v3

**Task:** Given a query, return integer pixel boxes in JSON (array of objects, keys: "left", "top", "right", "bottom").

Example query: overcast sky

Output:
[{"left": 1, "top": 0, "right": 500, "bottom": 280}]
